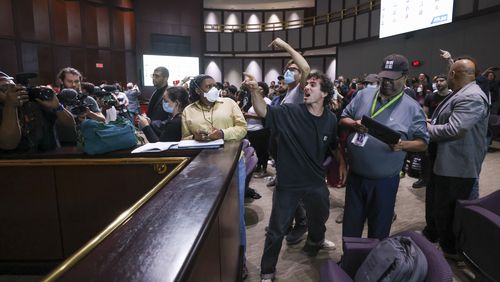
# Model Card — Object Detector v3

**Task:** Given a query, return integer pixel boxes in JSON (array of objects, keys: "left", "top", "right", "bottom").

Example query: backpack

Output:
[
  {"left": 80, "top": 118, "right": 137, "bottom": 155},
  {"left": 354, "top": 236, "right": 427, "bottom": 282}
]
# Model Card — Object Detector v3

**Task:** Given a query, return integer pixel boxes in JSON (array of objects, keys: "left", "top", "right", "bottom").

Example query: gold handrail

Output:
[
  {"left": 204, "top": 0, "right": 379, "bottom": 32},
  {"left": 41, "top": 157, "right": 190, "bottom": 281}
]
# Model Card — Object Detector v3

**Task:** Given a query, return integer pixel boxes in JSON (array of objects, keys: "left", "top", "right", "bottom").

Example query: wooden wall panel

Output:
[
  {"left": 112, "top": 10, "right": 125, "bottom": 49},
  {"left": 0, "top": 0, "right": 135, "bottom": 90},
  {"left": 0, "top": 0, "right": 14, "bottom": 36},
  {"left": 111, "top": 51, "right": 126, "bottom": 83},
  {"left": 52, "top": 0, "right": 69, "bottom": 44},
  {"left": 32, "top": 0, "right": 50, "bottom": 41},
  {"left": 0, "top": 167, "right": 63, "bottom": 260},
  {"left": 0, "top": 39, "right": 18, "bottom": 75},
  {"left": 135, "top": 0, "right": 202, "bottom": 56},
  {"left": 53, "top": 46, "right": 71, "bottom": 78},
  {"left": 96, "top": 6, "right": 110, "bottom": 47},
  {"left": 66, "top": 1, "right": 82, "bottom": 45},
  {"left": 125, "top": 51, "right": 136, "bottom": 83},
  {"left": 123, "top": 11, "right": 135, "bottom": 50},
  {"left": 85, "top": 49, "right": 99, "bottom": 83},
  {"left": 14, "top": 0, "right": 36, "bottom": 40},
  {"left": 84, "top": 4, "right": 98, "bottom": 46},
  {"left": 70, "top": 48, "right": 86, "bottom": 80}
]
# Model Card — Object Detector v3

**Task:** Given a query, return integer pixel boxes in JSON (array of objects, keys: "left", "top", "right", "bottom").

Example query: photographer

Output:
[
  {"left": 0, "top": 71, "right": 75, "bottom": 152},
  {"left": 57, "top": 67, "right": 105, "bottom": 123},
  {"left": 95, "top": 84, "right": 133, "bottom": 123},
  {"left": 0, "top": 72, "right": 26, "bottom": 149}
]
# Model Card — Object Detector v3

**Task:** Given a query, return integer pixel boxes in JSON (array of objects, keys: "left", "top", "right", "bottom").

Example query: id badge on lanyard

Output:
[{"left": 351, "top": 132, "right": 368, "bottom": 147}]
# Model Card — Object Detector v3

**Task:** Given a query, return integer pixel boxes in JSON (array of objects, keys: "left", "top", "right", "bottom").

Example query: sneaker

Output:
[
  {"left": 261, "top": 272, "right": 274, "bottom": 282},
  {"left": 335, "top": 210, "right": 344, "bottom": 224},
  {"left": 302, "top": 242, "right": 320, "bottom": 257},
  {"left": 321, "top": 239, "right": 336, "bottom": 250},
  {"left": 412, "top": 179, "right": 427, "bottom": 188},
  {"left": 285, "top": 225, "right": 307, "bottom": 245}
]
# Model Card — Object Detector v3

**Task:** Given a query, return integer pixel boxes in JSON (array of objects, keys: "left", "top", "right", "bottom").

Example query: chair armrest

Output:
[
  {"left": 321, "top": 260, "right": 353, "bottom": 282},
  {"left": 340, "top": 237, "right": 380, "bottom": 278},
  {"left": 454, "top": 205, "right": 500, "bottom": 281}
]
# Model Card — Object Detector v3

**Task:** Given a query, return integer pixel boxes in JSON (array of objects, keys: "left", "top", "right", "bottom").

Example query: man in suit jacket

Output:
[
  {"left": 147, "top": 66, "right": 171, "bottom": 135},
  {"left": 426, "top": 57, "right": 489, "bottom": 257}
]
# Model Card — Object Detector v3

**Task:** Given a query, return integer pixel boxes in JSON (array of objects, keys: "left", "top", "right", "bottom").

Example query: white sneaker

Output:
[{"left": 321, "top": 239, "right": 336, "bottom": 250}]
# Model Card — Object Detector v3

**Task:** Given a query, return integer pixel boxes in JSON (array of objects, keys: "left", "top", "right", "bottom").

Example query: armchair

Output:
[
  {"left": 454, "top": 189, "right": 500, "bottom": 281},
  {"left": 321, "top": 231, "right": 453, "bottom": 282}
]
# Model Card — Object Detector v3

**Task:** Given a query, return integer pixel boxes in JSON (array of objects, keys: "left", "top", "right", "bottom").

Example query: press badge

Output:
[{"left": 352, "top": 132, "right": 368, "bottom": 147}]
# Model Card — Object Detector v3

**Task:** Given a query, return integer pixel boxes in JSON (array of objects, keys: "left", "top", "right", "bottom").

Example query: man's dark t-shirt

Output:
[
  {"left": 424, "top": 91, "right": 449, "bottom": 117},
  {"left": 265, "top": 103, "right": 338, "bottom": 190}
]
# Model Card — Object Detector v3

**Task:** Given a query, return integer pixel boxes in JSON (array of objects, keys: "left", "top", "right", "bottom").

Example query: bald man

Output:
[{"left": 426, "top": 57, "right": 489, "bottom": 258}]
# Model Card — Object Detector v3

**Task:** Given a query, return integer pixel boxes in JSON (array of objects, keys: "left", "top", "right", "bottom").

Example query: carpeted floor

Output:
[{"left": 243, "top": 141, "right": 500, "bottom": 282}]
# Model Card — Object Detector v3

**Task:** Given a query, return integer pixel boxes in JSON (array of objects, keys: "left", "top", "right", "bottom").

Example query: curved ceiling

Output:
[{"left": 204, "top": 0, "right": 314, "bottom": 10}]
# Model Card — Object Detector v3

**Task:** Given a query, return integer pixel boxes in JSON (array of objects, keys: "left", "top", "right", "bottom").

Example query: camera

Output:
[
  {"left": 94, "top": 85, "right": 118, "bottom": 107},
  {"left": 58, "top": 88, "right": 89, "bottom": 115},
  {"left": 15, "top": 72, "right": 55, "bottom": 101},
  {"left": 27, "top": 87, "right": 55, "bottom": 101}
]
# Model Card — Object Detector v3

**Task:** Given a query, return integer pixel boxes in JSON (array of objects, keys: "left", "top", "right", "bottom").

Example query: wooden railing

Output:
[{"left": 204, "top": 0, "right": 379, "bottom": 32}]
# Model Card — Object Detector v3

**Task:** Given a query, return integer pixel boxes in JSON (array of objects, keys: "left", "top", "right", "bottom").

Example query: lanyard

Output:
[{"left": 370, "top": 90, "right": 404, "bottom": 118}]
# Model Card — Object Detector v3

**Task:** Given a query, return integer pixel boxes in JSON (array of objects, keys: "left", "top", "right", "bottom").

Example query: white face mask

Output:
[
  {"left": 204, "top": 86, "right": 220, "bottom": 102},
  {"left": 284, "top": 70, "right": 295, "bottom": 84},
  {"left": 417, "top": 86, "right": 423, "bottom": 93}
]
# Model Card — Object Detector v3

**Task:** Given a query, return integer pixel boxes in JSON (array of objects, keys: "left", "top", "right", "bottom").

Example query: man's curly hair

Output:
[{"left": 307, "top": 72, "right": 334, "bottom": 107}]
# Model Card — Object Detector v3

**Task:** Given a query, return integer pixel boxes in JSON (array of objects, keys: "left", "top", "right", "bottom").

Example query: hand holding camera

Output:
[{"left": 1, "top": 84, "right": 29, "bottom": 108}]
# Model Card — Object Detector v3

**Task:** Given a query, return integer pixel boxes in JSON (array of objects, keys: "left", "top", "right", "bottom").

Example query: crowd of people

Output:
[{"left": 0, "top": 37, "right": 498, "bottom": 281}]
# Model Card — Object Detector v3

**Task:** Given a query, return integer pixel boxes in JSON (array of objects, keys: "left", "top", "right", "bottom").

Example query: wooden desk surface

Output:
[{"left": 42, "top": 141, "right": 242, "bottom": 281}]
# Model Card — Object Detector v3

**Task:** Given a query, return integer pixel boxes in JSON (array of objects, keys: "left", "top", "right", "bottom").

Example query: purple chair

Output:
[
  {"left": 321, "top": 231, "right": 453, "bottom": 282},
  {"left": 454, "top": 189, "right": 500, "bottom": 281}
]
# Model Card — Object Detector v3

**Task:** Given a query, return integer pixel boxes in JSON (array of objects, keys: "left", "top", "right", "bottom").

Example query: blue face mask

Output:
[
  {"left": 284, "top": 69, "right": 296, "bottom": 84},
  {"left": 162, "top": 100, "right": 174, "bottom": 113}
]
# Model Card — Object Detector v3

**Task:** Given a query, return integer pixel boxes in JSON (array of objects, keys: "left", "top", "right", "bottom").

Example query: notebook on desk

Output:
[
  {"left": 177, "top": 139, "right": 224, "bottom": 149},
  {"left": 131, "top": 142, "right": 179, "bottom": 153},
  {"left": 361, "top": 115, "right": 401, "bottom": 144}
]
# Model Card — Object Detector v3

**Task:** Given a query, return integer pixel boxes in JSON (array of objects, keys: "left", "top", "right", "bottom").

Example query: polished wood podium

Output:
[{"left": 0, "top": 141, "right": 243, "bottom": 281}]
